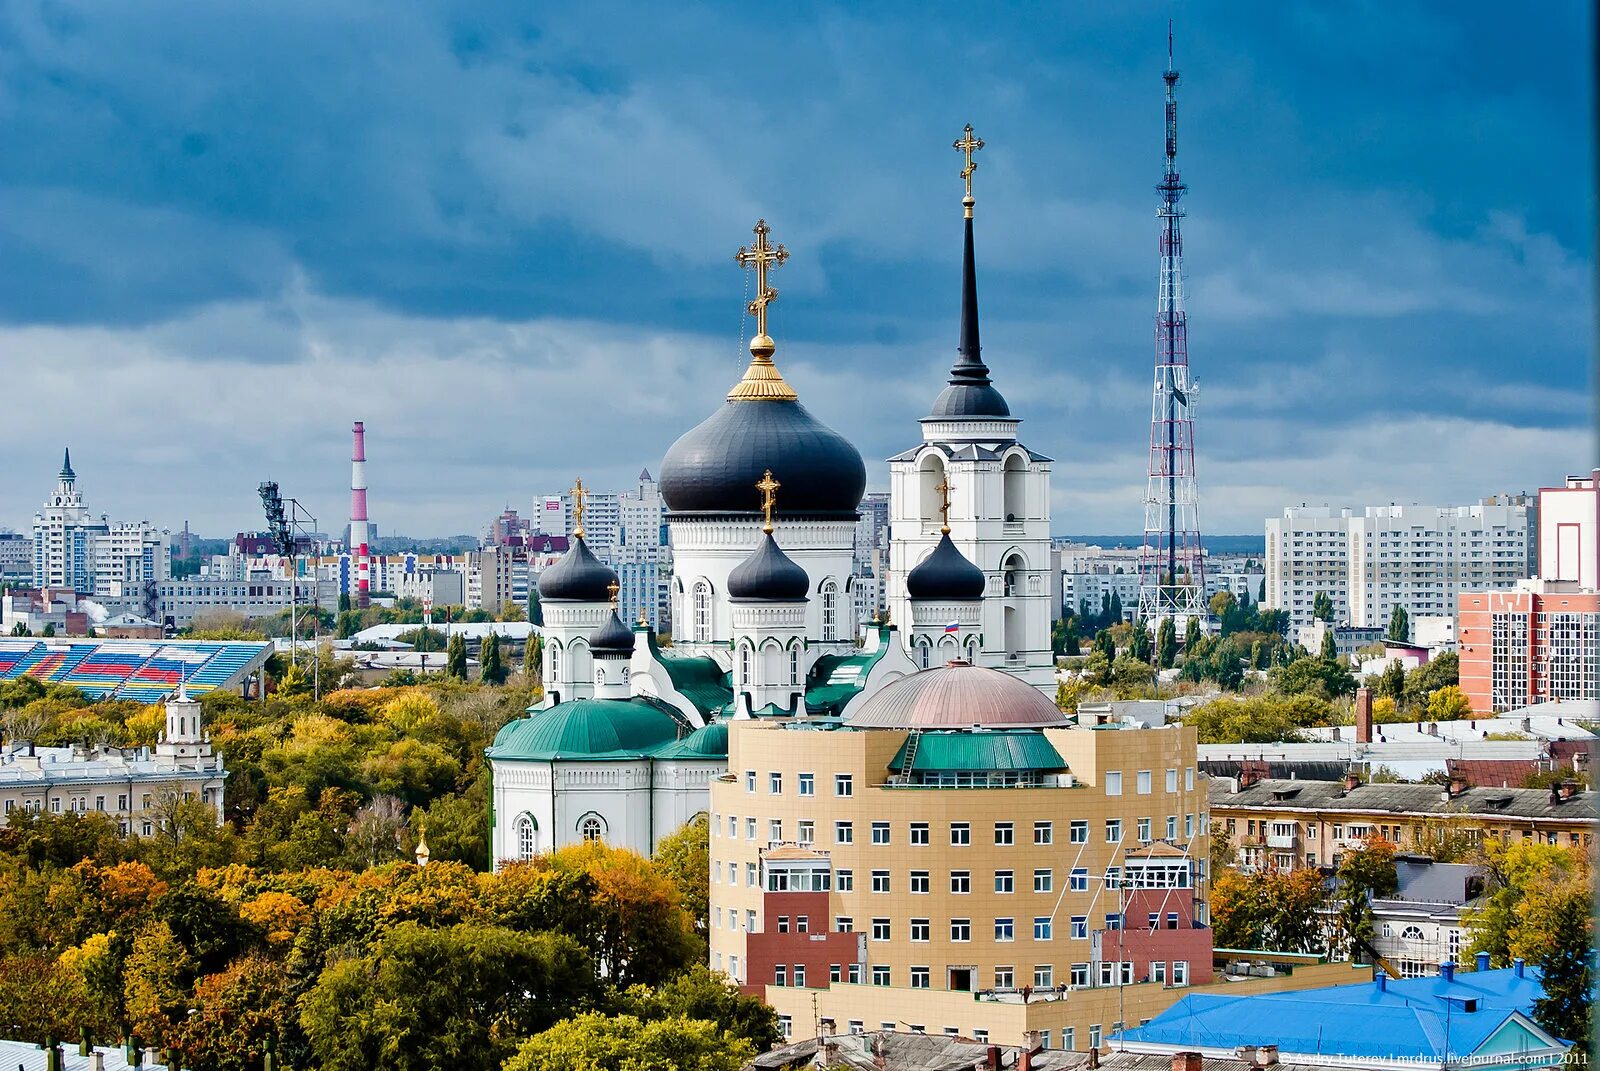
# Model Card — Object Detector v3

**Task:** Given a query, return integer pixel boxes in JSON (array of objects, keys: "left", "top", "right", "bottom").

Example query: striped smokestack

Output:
[{"left": 351, "top": 421, "right": 371, "bottom": 609}]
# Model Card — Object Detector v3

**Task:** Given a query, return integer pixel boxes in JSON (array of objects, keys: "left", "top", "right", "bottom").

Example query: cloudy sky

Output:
[{"left": 0, "top": 2, "right": 1591, "bottom": 538}]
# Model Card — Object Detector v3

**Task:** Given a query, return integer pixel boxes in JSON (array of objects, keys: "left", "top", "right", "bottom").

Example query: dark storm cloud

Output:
[{"left": 0, "top": 1, "right": 1588, "bottom": 535}]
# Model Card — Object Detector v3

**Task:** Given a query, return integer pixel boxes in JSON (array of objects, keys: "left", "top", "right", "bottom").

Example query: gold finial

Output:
[
  {"left": 729, "top": 220, "right": 798, "bottom": 402},
  {"left": 570, "top": 477, "right": 589, "bottom": 540},
  {"left": 755, "top": 469, "right": 781, "bottom": 535},
  {"left": 954, "top": 124, "right": 984, "bottom": 218},
  {"left": 607, "top": 579, "right": 620, "bottom": 609},
  {"left": 934, "top": 477, "right": 954, "bottom": 535},
  {"left": 638, "top": 605, "right": 650, "bottom": 627}
]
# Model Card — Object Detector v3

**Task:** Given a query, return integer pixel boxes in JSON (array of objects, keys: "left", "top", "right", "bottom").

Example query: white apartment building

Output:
[
  {"left": 0, "top": 534, "right": 30, "bottom": 584},
  {"left": 93, "top": 520, "right": 172, "bottom": 601},
  {"left": 158, "top": 574, "right": 335, "bottom": 627},
  {"left": 32, "top": 450, "right": 106, "bottom": 592},
  {"left": 1265, "top": 502, "right": 1531, "bottom": 629},
  {"left": 1062, "top": 569, "right": 1141, "bottom": 618}
]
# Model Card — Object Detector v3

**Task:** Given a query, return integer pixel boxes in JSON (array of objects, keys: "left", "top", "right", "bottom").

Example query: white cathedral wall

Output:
[
  {"left": 492, "top": 757, "right": 718, "bottom": 869},
  {"left": 540, "top": 601, "right": 610, "bottom": 705},
  {"left": 668, "top": 516, "right": 857, "bottom": 656}
]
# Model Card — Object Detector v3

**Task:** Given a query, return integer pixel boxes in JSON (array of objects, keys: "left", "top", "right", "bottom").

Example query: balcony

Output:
[{"left": 1266, "top": 832, "right": 1298, "bottom": 850}]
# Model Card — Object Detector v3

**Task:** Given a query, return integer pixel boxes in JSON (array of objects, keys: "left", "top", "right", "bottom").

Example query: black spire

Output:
[
  {"left": 927, "top": 185, "right": 1010, "bottom": 420},
  {"left": 59, "top": 447, "right": 74, "bottom": 481}
]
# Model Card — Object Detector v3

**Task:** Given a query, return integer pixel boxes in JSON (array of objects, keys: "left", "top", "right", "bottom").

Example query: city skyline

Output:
[{"left": 0, "top": 4, "right": 1589, "bottom": 535}]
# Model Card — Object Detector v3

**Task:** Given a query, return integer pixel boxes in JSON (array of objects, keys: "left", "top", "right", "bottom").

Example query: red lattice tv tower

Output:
[{"left": 1138, "top": 27, "right": 1207, "bottom": 629}]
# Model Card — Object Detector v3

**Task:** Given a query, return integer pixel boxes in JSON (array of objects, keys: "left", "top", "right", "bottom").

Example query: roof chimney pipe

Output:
[
  {"left": 1513, "top": 957, "right": 1525, "bottom": 978},
  {"left": 1476, "top": 951, "right": 1490, "bottom": 972},
  {"left": 1375, "top": 969, "right": 1387, "bottom": 991},
  {"left": 1440, "top": 961, "right": 1455, "bottom": 982}
]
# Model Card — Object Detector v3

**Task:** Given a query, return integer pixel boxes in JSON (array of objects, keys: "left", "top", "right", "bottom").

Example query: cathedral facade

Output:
[{"left": 487, "top": 139, "right": 1059, "bottom": 865}]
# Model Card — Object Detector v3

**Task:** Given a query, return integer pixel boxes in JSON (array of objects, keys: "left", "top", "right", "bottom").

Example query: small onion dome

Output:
[
  {"left": 536, "top": 535, "right": 617, "bottom": 602},
  {"left": 489, "top": 698, "right": 681, "bottom": 760},
  {"left": 847, "top": 661, "right": 1070, "bottom": 730},
  {"left": 727, "top": 531, "right": 810, "bottom": 602},
  {"left": 906, "top": 532, "right": 986, "bottom": 600},
  {"left": 588, "top": 610, "right": 636, "bottom": 655}
]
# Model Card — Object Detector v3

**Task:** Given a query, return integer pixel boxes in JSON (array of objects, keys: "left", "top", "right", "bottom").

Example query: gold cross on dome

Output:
[
  {"left": 954, "top": 124, "right": 984, "bottom": 215},
  {"left": 734, "top": 219, "right": 789, "bottom": 340},
  {"left": 934, "top": 477, "right": 954, "bottom": 534},
  {"left": 570, "top": 477, "right": 588, "bottom": 539},
  {"left": 755, "top": 469, "right": 781, "bottom": 534},
  {"left": 607, "top": 579, "right": 620, "bottom": 609}
]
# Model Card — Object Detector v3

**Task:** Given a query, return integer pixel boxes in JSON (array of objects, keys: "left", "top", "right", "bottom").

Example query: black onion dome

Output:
[
  {"left": 659, "top": 399, "right": 866, "bottom": 517},
  {"left": 536, "top": 536, "right": 617, "bottom": 602},
  {"left": 728, "top": 532, "right": 810, "bottom": 602},
  {"left": 588, "top": 610, "right": 636, "bottom": 654},
  {"left": 927, "top": 215, "right": 1010, "bottom": 419},
  {"left": 906, "top": 532, "right": 986, "bottom": 600}
]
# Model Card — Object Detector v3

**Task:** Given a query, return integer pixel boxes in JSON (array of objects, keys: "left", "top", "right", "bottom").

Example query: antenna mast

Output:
[{"left": 1138, "top": 23, "right": 1208, "bottom": 633}]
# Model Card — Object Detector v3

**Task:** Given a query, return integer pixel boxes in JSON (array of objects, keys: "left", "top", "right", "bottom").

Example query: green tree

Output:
[
  {"left": 1108, "top": 591, "right": 1123, "bottom": 623},
  {"left": 445, "top": 633, "right": 468, "bottom": 681},
  {"left": 1180, "top": 695, "right": 1311, "bottom": 744},
  {"left": 1093, "top": 630, "right": 1116, "bottom": 663},
  {"left": 1155, "top": 617, "right": 1178, "bottom": 669},
  {"left": 1465, "top": 841, "right": 1592, "bottom": 1047},
  {"left": 1208, "top": 590, "right": 1237, "bottom": 621},
  {"left": 498, "top": 601, "right": 527, "bottom": 623},
  {"left": 1183, "top": 614, "right": 1200, "bottom": 650},
  {"left": 480, "top": 635, "right": 508, "bottom": 686},
  {"left": 1129, "top": 620, "right": 1152, "bottom": 664},
  {"left": 1378, "top": 659, "right": 1407, "bottom": 703},
  {"left": 1211, "top": 867, "right": 1324, "bottom": 953},
  {"left": 1330, "top": 838, "right": 1398, "bottom": 961},
  {"left": 299, "top": 922, "right": 597, "bottom": 1071},
  {"left": 525, "top": 634, "right": 544, "bottom": 678},
  {"left": 654, "top": 815, "right": 710, "bottom": 943},
  {"left": 1387, "top": 604, "right": 1409, "bottom": 643},
  {"left": 503, "top": 1013, "right": 752, "bottom": 1071},
  {"left": 1312, "top": 591, "right": 1334, "bottom": 622},
  {"left": 1318, "top": 629, "right": 1339, "bottom": 663},
  {"left": 1425, "top": 684, "right": 1472, "bottom": 721},
  {"left": 618, "top": 965, "right": 782, "bottom": 1053},
  {"left": 1271, "top": 655, "right": 1356, "bottom": 700},
  {"left": 1403, "top": 652, "right": 1459, "bottom": 710}
]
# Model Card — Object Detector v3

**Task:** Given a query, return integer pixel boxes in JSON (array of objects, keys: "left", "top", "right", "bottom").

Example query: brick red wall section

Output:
[
  {"left": 743, "top": 889, "right": 861, "bottom": 995},
  {"left": 1108, "top": 888, "right": 1214, "bottom": 984}
]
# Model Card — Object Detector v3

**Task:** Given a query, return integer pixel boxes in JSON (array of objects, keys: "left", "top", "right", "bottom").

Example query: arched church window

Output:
[
  {"left": 919, "top": 641, "right": 930, "bottom": 669},
  {"left": 580, "top": 815, "right": 604, "bottom": 842},
  {"left": 1003, "top": 454, "right": 1026, "bottom": 522},
  {"left": 821, "top": 582, "right": 839, "bottom": 642},
  {"left": 549, "top": 643, "right": 561, "bottom": 679},
  {"left": 516, "top": 814, "right": 537, "bottom": 860},
  {"left": 1400, "top": 925, "right": 1425, "bottom": 942},
  {"left": 1003, "top": 552, "right": 1026, "bottom": 598},
  {"left": 790, "top": 646, "right": 799, "bottom": 685},
  {"left": 966, "top": 637, "right": 979, "bottom": 662},
  {"left": 741, "top": 642, "right": 752, "bottom": 685},
  {"left": 919, "top": 455, "right": 946, "bottom": 526},
  {"left": 692, "top": 581, "right": 711, "bottom": 643}
]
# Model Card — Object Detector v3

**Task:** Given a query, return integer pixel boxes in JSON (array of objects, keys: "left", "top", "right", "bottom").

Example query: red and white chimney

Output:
[{"left": 351, "top": 421, "right": 371, "bottom": 610}]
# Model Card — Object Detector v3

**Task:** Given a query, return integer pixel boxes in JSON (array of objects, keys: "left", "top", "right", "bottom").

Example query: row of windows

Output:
[
  {"left": 739, "top": 768, "right": 1197, "bottom": 798},
  {"left": 717, "top": 814, "right": 1201, "bottom": 848},
  {"left": 763, "top": 960, "right": 1190, "bottom": 993}
]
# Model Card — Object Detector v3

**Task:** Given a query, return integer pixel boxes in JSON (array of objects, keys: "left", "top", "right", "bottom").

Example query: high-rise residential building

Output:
[
  {"left": 546, "top": 471, "right": 671, "bottom": 630},
  {"left": 1459, "top": 472, "right": 1599, "bottom": 713},
  {"left": 0, "top": 533, "right": 31, "bottom": 585},
  {"left": 485, "top": 508, "right": 533, "bottom": 548},
  {"left": 32, "top": 449, "right": 107, "bottom": 593},
  {"left": 1264, "top": 501, "right": 1531, "bottom": 630},
  {"left": 93, "top": 520, "right": 173, "bottom": 601}
]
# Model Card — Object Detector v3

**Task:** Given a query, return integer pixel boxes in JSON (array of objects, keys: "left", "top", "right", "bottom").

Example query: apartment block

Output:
[{"left": 1265, "top": 502, "right": 1530, "bottom": 630}]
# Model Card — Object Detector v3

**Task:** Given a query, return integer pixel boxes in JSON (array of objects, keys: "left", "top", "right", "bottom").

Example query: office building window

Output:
[
  {"left": 1034, "top": 869, "right": 1052, "bottom": 893},
  {"left": 1035, "top": 917, "right": 1053, "bottom": 940},
  {"left": 995, "top": 917, "right": 1015, "bottom": 941},
  {"left": 1070, "top": 820, "right": 1087, "bottom": 844},
  {"left": 995, "top": 870, "right": 1014, "bottom": 893},
  {"left": 910, "top": 822, "right": 930, "bottom": 845},
  {"left": 994, "top": 822, "right": 1014, "bottom": 845},
  {"left": 1034, "top": 821, "right": 1053, "bottom": 845}
]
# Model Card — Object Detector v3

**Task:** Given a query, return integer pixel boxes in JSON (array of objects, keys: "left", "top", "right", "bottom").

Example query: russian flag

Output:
[{"left": 944, "top": 622, "right": 960, "bottom": 633}]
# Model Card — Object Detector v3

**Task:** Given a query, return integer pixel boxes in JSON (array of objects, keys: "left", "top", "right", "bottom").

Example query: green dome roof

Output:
[
  {"left": 652, "top": 721, "right": 729, "bottom": 760},
  {"left": 489, "top": 698, "right": 683, "bottom": 761}
]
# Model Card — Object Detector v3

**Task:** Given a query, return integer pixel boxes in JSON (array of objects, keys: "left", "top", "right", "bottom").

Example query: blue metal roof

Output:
[{"left": 1115, "top": 965, "right": 1568, "bottom": 1064}]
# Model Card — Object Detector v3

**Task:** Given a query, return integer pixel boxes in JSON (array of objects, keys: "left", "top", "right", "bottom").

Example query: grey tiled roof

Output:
[{"left": 1208, "top": 777, "right": 1596, "bottom": 823}]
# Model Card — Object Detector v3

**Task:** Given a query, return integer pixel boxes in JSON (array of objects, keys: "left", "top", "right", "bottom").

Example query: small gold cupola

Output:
[{"left": 728, "top": 218, "right": 798, "bottom": 402}]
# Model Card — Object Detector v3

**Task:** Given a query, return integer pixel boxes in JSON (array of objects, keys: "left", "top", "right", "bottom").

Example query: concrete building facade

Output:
[{"left": 1264, "top": 502, "right": 1531, "bottom": 630}]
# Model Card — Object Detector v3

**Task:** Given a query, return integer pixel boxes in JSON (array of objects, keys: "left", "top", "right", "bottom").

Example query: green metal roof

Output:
[
  {"left": 887, "top": 729, "right": 1067, "bottom": 773},
  {"left": 651, "top": 636, "right": 734, "bottom": 716},
  {"left": 803, "top": 625, "right": 893, "bottom": 716},
  {"left": 488, "top": 697, "right": 684, "bottom": 761},
  {"left": 651, "top": 720, "right": 729, "bottom": 760}
]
